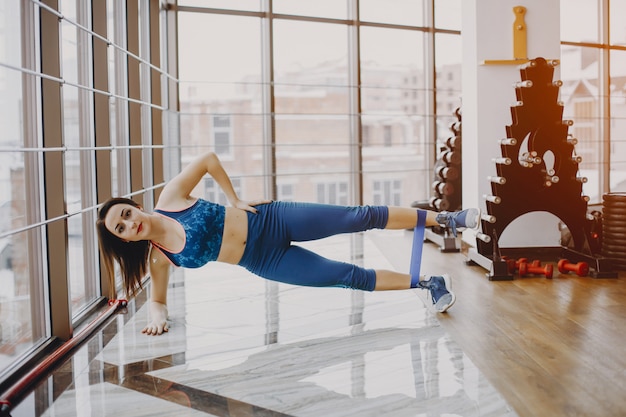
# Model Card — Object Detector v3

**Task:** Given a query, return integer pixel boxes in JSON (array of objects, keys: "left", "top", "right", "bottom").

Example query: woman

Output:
[{"left": 97, "top": 152, "right": 479, "bottom": 335}]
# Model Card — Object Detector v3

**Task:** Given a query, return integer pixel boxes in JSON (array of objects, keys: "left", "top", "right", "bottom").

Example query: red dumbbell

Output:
[
  {"left": 505, "top": 257, "right": 527, "bottom": 273},
  {"left": 519, "top": 261, "right": 553, "bottom": 279},
  {"left": 557, "top": 259, "right": 589, "bottom": 277},
  {"left": 505, "top": 258, "right": 542, "bottom": 274}
]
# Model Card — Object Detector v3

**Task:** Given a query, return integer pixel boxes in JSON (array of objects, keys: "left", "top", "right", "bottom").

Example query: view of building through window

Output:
[
  {"left": 560, "top": 0, "right": 626, "bottom": 199},
  {"left": 178, "top": 5, "right": 451, "bottom": 208}
]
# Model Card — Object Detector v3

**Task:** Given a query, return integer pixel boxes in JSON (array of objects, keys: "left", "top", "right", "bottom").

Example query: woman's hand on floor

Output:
[{"left": 142, "top": 300, "right": 169, "bottom": 335}]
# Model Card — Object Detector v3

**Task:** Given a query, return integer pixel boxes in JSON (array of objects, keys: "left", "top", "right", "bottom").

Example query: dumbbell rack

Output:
[
  {"left": 466, "top": 57, "right": 616, "bottom": 279},
  {"left": 426, "top": 107, "right": 463, "bottom": 252}
]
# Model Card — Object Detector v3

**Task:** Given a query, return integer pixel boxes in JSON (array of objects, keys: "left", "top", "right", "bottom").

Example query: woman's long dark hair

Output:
[{"left": 96, "top": 197, "right": 150, "bottom": 299}]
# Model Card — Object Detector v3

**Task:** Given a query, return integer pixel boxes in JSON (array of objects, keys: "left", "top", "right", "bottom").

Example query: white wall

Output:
[{"left": 462, "top": 0, "right": 562, "bottom": 247}]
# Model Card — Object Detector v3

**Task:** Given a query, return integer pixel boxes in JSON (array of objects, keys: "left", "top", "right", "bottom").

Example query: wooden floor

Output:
[{"left": 424, "top": 242, "right": 626, "bottom": 417}]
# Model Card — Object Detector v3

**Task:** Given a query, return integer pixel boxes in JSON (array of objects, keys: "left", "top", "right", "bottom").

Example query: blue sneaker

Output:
[
  {"left": 419, "top": 275, "right": 456, "bottom": 313},
  {"left": 436, "top": 208, "right": 480, "bottom": 237}
]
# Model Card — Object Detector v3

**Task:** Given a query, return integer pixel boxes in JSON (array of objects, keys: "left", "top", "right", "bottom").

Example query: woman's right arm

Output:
[{"left": 142, "top": 250, "right": 170, "bottom": 335}]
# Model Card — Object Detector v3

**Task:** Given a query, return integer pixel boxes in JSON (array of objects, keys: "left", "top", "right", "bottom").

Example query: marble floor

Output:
[{"left": 11, "top": 231, "right": 518, "bottom": 417}]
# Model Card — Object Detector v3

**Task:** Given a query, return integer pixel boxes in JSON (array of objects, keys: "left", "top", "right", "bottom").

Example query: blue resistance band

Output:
[{"left": 410, "top": 209, "right": 427, "bottom": 288}]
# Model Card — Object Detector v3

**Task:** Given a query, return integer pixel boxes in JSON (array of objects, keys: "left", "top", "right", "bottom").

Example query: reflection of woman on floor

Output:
[{"left": 96, "top": 152, "right": 479, "bottom": 335}]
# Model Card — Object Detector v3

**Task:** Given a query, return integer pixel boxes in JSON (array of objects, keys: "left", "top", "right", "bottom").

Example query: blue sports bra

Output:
[{"left": 152, "top": 199, "right": 226, "bottom": 268}]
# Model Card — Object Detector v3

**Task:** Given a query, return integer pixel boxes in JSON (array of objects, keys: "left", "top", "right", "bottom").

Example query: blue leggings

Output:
[{"left": 238, "top": 202, "right": 389, "bottom": 291}]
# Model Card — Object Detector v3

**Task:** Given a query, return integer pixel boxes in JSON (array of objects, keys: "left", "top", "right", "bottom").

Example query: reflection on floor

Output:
[{"left": 12, "top": 231, "right": 517, "bottom": 417}]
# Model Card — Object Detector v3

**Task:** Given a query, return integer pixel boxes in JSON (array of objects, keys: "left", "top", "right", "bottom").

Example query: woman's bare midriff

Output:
[{"left": 216, "top": 207, "right": 248, "bottom": 265}]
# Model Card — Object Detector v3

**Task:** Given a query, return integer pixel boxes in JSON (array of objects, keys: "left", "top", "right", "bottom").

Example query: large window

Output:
[
  {"left": 0, "top": 0, "right": 175, "bottom": 397},
  {"left": 0, "top": 0, "right": 48, "bottom": 377},
  {"left": 177, "top": 1, "right": 458, "bottom": 207},
  {"left": 274, "top": 19, "right": 351, "bottom": 203},
  {"left": 360, "top": 25, "right": 428, "bottom": 205},
  {"left": 177, "top": 12, "right": 264, "bottom": 198},
  {"left": 60, "top": 0, "right": 97, "bottom": 319},
  {"left": 560, "top": 0, "right": 626, "bottom": 201},
  {"left": 610, "top": 49, "right": 626, "bottom": 192}
]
